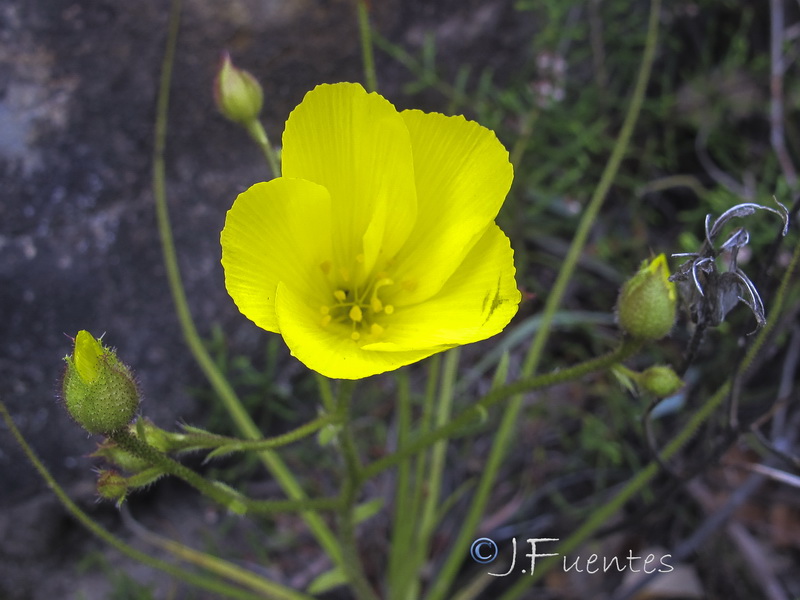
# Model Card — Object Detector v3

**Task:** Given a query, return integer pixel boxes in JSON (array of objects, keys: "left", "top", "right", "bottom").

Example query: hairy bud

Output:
[
  {"left": 640, "top": 365, "right": 683, "bottom": 398},
  {"left": 617, "top": 254, "right": 677, "bottom": 341},
  {"left": 62, "top": 331, "right": 140, "bottom": 434}
]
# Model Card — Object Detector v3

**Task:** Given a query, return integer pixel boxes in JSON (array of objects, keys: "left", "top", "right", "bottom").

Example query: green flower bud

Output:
[
  {"left": 640, "top": 365, "right": 684, "bottom": 398},
  {"left": 96, "top": 469, "right": 128, "bottom": 505},
  {"left": 213, "top": 52, "right": 263, "bottom": 125},
  {"left": 62, "top": 331, "right": 140, "bottom": 434},
  {"left": 92, "top": 440, "right": 149, "bottom": 473},
  {"left": 134, "top": 418, "right": 175, "bottom": 452},
  {"left": 617, "top": 254, "right": 677, "bottom": 341}
]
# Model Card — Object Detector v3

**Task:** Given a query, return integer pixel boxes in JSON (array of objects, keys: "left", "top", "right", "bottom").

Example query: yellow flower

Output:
[{"left": 221, "top": 83, "right": 520, "bottom": 379}]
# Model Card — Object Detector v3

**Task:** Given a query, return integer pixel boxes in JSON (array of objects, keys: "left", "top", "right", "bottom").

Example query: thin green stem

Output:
[
  {"left": 361, "top": 340, "right": 640, "bottom": 482},
  {"left": 426, "top": 354, "right": 514, "bottom": 600},
  {"left": 152, "top": 0, "right": 342, "bottom": 567},
  {"left": 186, "top": 414, "right": 333, "bottom": 455},
  {"left": 356, "top": 0, "right": 378, "bottom": 93},
  {"left": 110, "top": 427, "right": 241, "bottom": 510},
  {"left": 388, "top": 371, "right": 414, "bottom": 599},
  {"left": 315, "top": 373, "right": 336, "bottom": 414},
  {"left": 0, "top": 400, "right": 266, "bottom": 600},
  {"left": 418, "top": 349, "right": 459, "bottom": 550},
  {"left": 400, "top": 355, "right": 441, "bottom": 599},
  {"left": 396, "top": 350, "right": 458, "bottom": 599},
  {"left": 246, "top": 120, "right": 281, "bottom": 178},
  {"left": 110, "top": 427, "right": 341, "bottom": 514},
  {"left": 336, "top": 380, "right": 379, "bottom": 600}
]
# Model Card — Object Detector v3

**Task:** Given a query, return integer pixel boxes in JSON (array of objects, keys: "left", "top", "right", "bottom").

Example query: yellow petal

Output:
[
  {"left": 363, "top": 223, "right": 520, "bottom": 351},
  {"left": 274, "top": 282, "right": 445, "bottom": 379},
  {"left": 391, "top": 110, "right": 513, "bottom": 304},
  {"left": 282, "top": 83, "right": 417, "bottom": 273},
  {"left": 74, "top": 330, "right": 104, "bottom": 383},
  {"left": 221, "top": 178, "right": 333, "bottom": 332}
]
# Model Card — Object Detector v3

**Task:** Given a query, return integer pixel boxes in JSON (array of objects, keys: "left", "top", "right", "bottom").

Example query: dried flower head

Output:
[{"left": 669, "top": 200, "right": 789, "bottom": 329}]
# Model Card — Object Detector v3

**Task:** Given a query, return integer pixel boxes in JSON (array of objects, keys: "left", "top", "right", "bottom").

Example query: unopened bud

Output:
[
  {"left": 96, "top": 469, "right": 128, "bottom": 505},
  {"left": 640, "top": 365, "right": 683, "bottom": 398},
  {"left": 617, "top": 254, "right": 677, "bottom": 341},
  {"left": 213, "top": 52, "right": 263, "bottom": 125},
  {"left": 92, "top": 439, "right": 150, "bottom": 473},
  {"left": 62, "top": 331, "right": 140, "bottom": 434}
]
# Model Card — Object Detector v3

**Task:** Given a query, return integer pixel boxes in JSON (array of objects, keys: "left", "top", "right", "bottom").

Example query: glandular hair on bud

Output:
[
  {"left": 62, "top": 331, "right": 140, "bottom": 435},
  {"left": 617, "top": 254, "right": 677, "bottom": 341}
]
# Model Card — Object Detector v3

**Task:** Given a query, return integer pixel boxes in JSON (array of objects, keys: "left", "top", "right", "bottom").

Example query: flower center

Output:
[{"left": 318, "top": 257, "right": 396, "bottom": 341}]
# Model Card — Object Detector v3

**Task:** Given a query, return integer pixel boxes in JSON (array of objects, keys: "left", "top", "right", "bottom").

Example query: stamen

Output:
[
  {"left": 371, "top": 323, "right": 384, "bottom": 336},
  {"left": 320, "top": 306, "right": 330, "bottom": 315},
  {"left": 349, "top": 305, "right": 363, "bottom": 322},
  {"left": 321, "top": 315, "right": 332, "bottom": 327},
  {"left": 401, "top": 279, "right": 418, "bottom": 292},
  {"left": 351, "top": 331, "right": 361, "bottom": 341},
  {"left": 334, "top": 290, "right": 347, "bottom": 302},
  {"left": 384, "top": 305, "right": 394, "bottom": 315},
  {"left": 340, "top": 267, "right": 350, "bottom": 282},
  {"left": 368, "top": 278, "right": 394, "bottom": 315}
]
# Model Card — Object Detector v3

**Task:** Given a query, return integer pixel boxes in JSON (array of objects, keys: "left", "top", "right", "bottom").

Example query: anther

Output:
[
  {"left": 371, "top": 323, "right": 384, "bottom": 336},
  {"left": 368, "top": 278, "right": 394, "bottom": 315},
  {"left": 384, "top": 305, "right": 394, "bottom": 315},
  {"left": 334, "top": 290, "right": 347, "bottom": 302},
  {"left": 320, "top": 306, "right": 330, "bottom": 315},
  {"left": 321, "top": 315, "right": 332, "bottom": 327},
  {"left": 349, "top": 305, "right": 363, "bottom": 322},
  {"left": 351, "top": 331, "right": 361, "bottom": 341}
]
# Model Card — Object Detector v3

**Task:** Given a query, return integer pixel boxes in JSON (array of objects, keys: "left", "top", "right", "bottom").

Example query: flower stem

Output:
[
  {"left": 387, "top": 370, "right": 415, "bottom": 598},
  {"left": 246, "top": 119, "right": 281, "bottom": 179},
  {"left": 183, "top": 414, "right": 333, "bottom": 455},
  {"left": 110, "top": 427, "right": 341, "bottom": 514},
  {"left": 335, "top": 380, "right": 380, "bottom": 600},
  {"left": 0, "top": 399, "right": 266, "bottom": 600},
  {"left": 152, "top": 0, "right": 342, "bottom": 567},
  {"left": 356, "top": 0, "right": 378, "bottom": 93},
  {"left": 425, "top": 353, "right": 515, "bottom": 600},
  {"left": 416, "top": 348, "right": 459, "bottom": 565}
]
